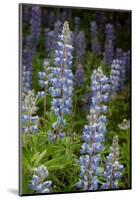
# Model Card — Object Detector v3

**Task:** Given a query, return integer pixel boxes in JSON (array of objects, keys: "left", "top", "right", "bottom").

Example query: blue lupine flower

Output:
[
  {"left": 101, "top": 136, "right": 124, "bottom": 189},
  {"left": 38, "top": 59, "right": 53, "bottom": 97},
  {"left": 90, "top": 21, "right": 101, "bottom": 55},
  {"left": 30, "top": 165, "right": 52, "bottom": 193},
  {"left": 77, "top": 67, "right": 110, "bottom": 191},
  {"left": 75, "top": 31, "right": 86, "bottom": 64},
  {"left": 52, "top": 20, "right": 62, "bottom": 53},
  {"left": 22, "top": 6, "right": 41, "bottom": 95},
  {"left": 31, "top": 6, "right": 41, "bottom": 48},
  {"left": 22, "top": 65, "right": 32, "bottom": 94},
  {"left": 75, "top": 64, "right": 84, "bottom": 87},
  {"left": 104, "top": 24, "right": 115, "bottom": 65},
  {"left": 110, "top": 59, "right": 126, "bottom": 92},
  {"left": 22, "top": 90, "right": 39, "bottom": 134},
  {"left": 45, "top": 31, "right": 54, "bottom": 57},
  {"left": 23, "top": 5, "right": 31, "bottom": 24},
  {"left": 48, "top": 21, "right": 73, "bottom": 142}
]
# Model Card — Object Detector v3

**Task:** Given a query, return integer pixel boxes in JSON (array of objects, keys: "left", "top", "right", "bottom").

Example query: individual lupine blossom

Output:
[
  {"left": 101, "top": 136, "right": 124, "bottom": 189},
  {"left": 48, "top": 21, "right": 73, "bottom": 142},
  {"left": 76, "top": 67, "right": 110, "bottom": 190},
  {"left": 110, "top": 59, "right": 126, "bottom": 92},
  {"left": 104, "top": 24, "right": 115, "bottom": 65},
  {"left": 31, "top": 6, "right": 42, "bottom": 49},
  {"left": 30, "top": 165, "right": 52, "bottom": 193},
  {"left": 22, "top": 90, "right": 39, "bottom": 134},
  {"left": 90, "top": 21, "right": 101, "bottom": 55},
  {"left": 75, "top": 64, "right": 84, "bottom": 87},
  {"left": 75, "top": 31, "right": 86, "bottom": 64}
]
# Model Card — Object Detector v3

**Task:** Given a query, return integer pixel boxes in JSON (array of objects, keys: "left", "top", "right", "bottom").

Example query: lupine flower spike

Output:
[
  {"left": 90, "top": 21, "right": 101, "bottom": 55},
  {"left": 49, "top": 21, "right": 73, "bottom": 142},
  {"left": 22, "top": 90, "right": 39, "bottom": 134},
  {"left": 104, "top": 24, "right": 115, "bottom": 65},
  {"left": 76, "top": 67, "right": 110, "bottom": 190},
  {"left": 38, "top": 59, "right": 53, "bottom": 116},
  {"left": 101, "top": 136, "right": 124, "bottom": 189},
  {"left": 30, "top": 165, "right": 52, "bottom": 193}
]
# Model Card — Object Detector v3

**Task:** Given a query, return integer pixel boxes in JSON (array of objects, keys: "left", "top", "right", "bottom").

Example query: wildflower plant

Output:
[
  {"left": 75, "top": 64, "right": 84, "bottom": 87},
  {"left": 22, "top": 65, "right": 32, "bottom": 94},
  {"left": 104, "top": 24, "right": 115, "bottom": 65},
  {"left": 38, "top": 59, "right": 53, "bottom": 116},
  {"left": 21, "top": 6, "right": 131, "bottom": 195},
  {"left": 31, "top": 6, "right": 42, "bottom": 48},
  {"left": 101, "top": 136, "right": 124, "bottom": 189},
  {"left": 110, "top": 59, "right": 126, "bottom": 93},
  {"left": 75, "top": 31, "right": 86, "bottom": 64},
  {"left": 76, "top": 67, "right": 110, "bottom": 190},
  {"left": 30, "top": 165, "right": 52, "bottom": 193},
  {"left": 22, "top": 90, "right": 39, "bottom": 134},
  {"left": 48, "top": 21, "right": 73, "bottom": 142},
  {"left": 90, "top": 21, "right": 101, "bottom": 55}
]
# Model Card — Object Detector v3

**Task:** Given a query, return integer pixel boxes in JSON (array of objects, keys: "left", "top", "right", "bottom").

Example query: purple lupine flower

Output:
[
  {"left": 31, "top": 6, "right": 42, "bottom": 50},
  {"left": 110, "top": 59, "right": 126, "bottom": 92},
  {"left": 22, "top": 36, "right": 33, "bottom": 94},
  {"left": 38, "top": 59, "right": 52, "bottom": 98},
  {"left": 75, "top": 64, "right": 84, "bottom": 87},
  {"left": 37, "top": 59, "right": 53, "bottom": 116},
  {"left": 48, "top": 21, "right": 73, "bottom": 142},
  {"left": 75, "top": 31, "right": 86, "bottom": 64},
  {"left": 90, "top": 21, "right": 101, "bottom": 55},
  {"left": 101, "top": 136, "right": 124, "bottom": 189},
  {"left": 22, "top": 65, "right": 32, "bottom": 94},
  {"left": 52, "top": 20, "right": 62, "bottom": 58},
  {"left": 104, "top": 24, "right": 115, "bottom": 65},
  {"left": 23, "top": 5, "right": 31, "bottom": 24},
  {"left": 29, "top": 165, "right": 52, "bottom": 193},
  {"left": 45, "top": 30, "right": 54, "bottom": 57},
  {"left": 22, "top": 90, "right": 39, "bottom": 134},
  {"left": 76, "top": 67, "right": 110, "bottom": 191}
]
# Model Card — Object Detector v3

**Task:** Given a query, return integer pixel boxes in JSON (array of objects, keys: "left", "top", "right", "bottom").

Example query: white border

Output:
[{"left": 0, "top": 0, "right": 134, "bottom": 199}]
